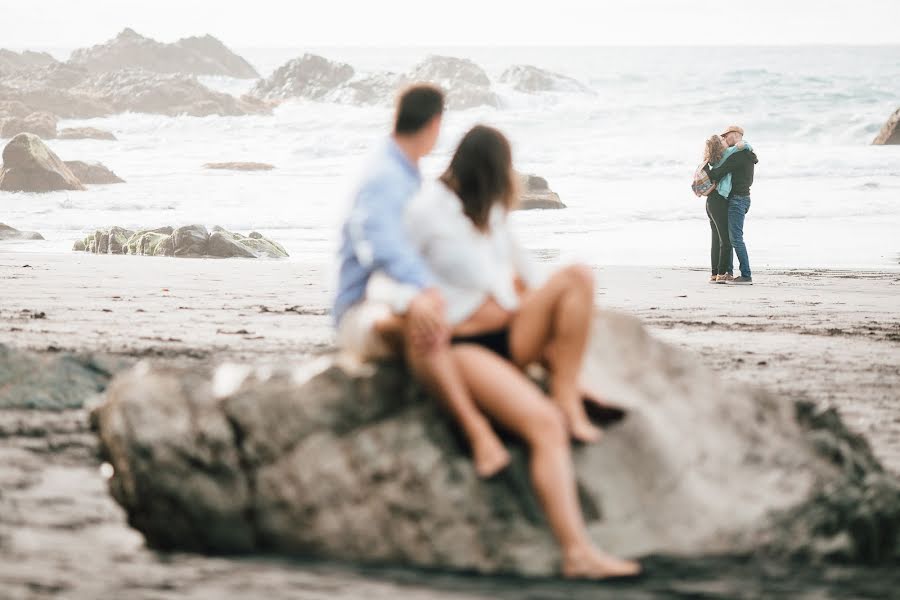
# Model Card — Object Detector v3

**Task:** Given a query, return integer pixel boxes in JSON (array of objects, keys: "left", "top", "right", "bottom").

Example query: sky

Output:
[{"left": 1, "top": 0, "right": 898, "bottom": 49}]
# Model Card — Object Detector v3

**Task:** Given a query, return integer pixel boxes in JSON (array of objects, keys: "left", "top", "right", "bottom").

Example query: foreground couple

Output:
[
  {"left": 695, "top": 125, "right": 758, "bottom": 285},
  {"left": 333, "top": 85, "right": 640, "bottom": 579}
]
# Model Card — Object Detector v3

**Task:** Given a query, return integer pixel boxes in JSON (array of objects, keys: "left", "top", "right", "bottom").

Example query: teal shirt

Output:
[{"left": 711, "top": 142, "right": 752, "bottom": 198}]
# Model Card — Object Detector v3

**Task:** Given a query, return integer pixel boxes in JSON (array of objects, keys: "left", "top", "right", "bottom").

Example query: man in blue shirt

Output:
[{"left": 334, "top": 85, "right": 509, "bottom": 477}]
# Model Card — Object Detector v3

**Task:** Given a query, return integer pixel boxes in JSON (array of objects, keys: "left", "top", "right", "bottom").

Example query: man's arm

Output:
[
  {"left": 346, "top": 177, "right": 435, "bottom": 303},
  {"left": 705, "top": 152, "right": 744, "bottom": 182}
]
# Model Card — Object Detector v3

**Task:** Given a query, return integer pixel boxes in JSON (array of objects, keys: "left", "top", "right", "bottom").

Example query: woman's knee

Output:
[
  {"left": 523, "top": 402, "right": 568, "bottom": 446},
  {"left": 562, "top": 264, "right": 594, "bottom": 295}
]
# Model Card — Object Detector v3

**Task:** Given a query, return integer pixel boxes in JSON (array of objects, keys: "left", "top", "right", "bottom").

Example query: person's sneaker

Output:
[
  {"left": 722, "top": 273, "right": 735, "bottom": 282},
  {"left": 731, "top": 276, "right": 753, "bottom": 285},
  {"left": 715, "top": 274, "right": 728, "bottom": 284},
  {"left": 709, "top": 274, "right": 718, "bottom": 284}
]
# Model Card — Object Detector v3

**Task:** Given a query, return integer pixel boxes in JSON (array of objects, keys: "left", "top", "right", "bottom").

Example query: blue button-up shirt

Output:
[{"left": 333, "top": 139, "right": 435, "bottom": 324}]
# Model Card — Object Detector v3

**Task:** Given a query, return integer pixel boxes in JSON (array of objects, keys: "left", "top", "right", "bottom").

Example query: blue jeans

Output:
[{"left": 728, "top": 195, "right": 751, "bottom": 277}]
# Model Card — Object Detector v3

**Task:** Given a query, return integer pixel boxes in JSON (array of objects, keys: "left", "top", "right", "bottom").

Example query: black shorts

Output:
[{"left": 450, "top": 328, "right": 511, "bottom": 361}]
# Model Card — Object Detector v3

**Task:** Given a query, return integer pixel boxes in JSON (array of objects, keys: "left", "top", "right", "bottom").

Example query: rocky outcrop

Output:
[
  {"left": 0, "top": 110, "right": 58, "bottom": 139},
  {"left": 409, "top": 56, "right": 499, "bottom": 109},
  {"left": 203, "top": 162, "right": 274, "bottom": 171},
  {"left": 68, "top": 28, "right": 259, "bottom": 78},
  {"left": 518, "top": 173, "right": 566, "bottom": 210},
  {"left": 57, "top": 127, "right": 117, "bottom": 141},
  {"left": 63, "top": 161, "right": 125, "bottom": 184},
  {"left": 0, "top": 133, "right": 84, "bottom": 192},
  {"left": 873, "top": 107, "right": 900, "bottom": 145},
  {"left": 499, "top": 65, "right": 592, "bottom": 94},
  {"left": 252, "top": 54, "right": 355, "bottom": 101},
  {"left": 75, "top": 225, "right": 289, "bottom": 258},
  {"left": 0, "top": 63, "right": 270, "bottom": 118},
  {"left": 0, "top": 223, "right": 43, "bottom": 240},
  {"left": 0, "top": 344, "right": 126, "bottom": 409},
  {"left": 93, "top": 311, "right": 900, "bottom": 574},
  {"left": 0, "top": 49, "right": 58, "bottom": 73}
]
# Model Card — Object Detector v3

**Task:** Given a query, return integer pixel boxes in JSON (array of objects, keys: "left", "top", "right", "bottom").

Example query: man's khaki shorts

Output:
[{"left": 336, "top": 300, "right": 395, "bottom": 361}]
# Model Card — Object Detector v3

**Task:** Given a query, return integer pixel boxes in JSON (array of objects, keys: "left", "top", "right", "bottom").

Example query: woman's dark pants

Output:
[{"left": 706, "top": 191, "right": 733, "bottom": 276}]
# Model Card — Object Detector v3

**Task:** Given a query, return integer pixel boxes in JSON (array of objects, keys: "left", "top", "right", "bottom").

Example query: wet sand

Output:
[{"left": 1, "top": 252, "right": 898, "bottom": 599}]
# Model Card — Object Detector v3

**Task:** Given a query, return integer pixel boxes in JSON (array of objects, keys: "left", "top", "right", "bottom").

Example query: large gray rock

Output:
[
  {"left": 499, "top": 65, "right": 592, "bottom": 94},
  {"left": 93, "top": 311, "right": 900, "bottom": 575},
  {"left": 68, "top": 28, "right": 259, "bottom": 78},
  {"left": 873, "top": 107, "right": 900, "bottom": 145},
  {"left": 0, "top": 223, "right": 43, "bottom": 240},
  {"left": 75, "top": 225, "right": 288, "bottom": 259},
  {"left": 0, "top": 133, "right": 84, "bottom": 192},
  {"left": 0, "top": 111, "right": 58, "bottom": 139},
  {"left": 57, "top": 127, "right": 117, "bottom": 141},
  {"left": 0, "top": 49, "right": 58, "bottom": 73},
  {"left": 0, "top": 344, "right": 126, "bottom": 409},
  {"left": 0, "top": 63, "right": 269, "bottom": 118},
  {"left": 409, "top": 56, "right": 499, "bottom": 109},
  {"left": 517, "top": 173, "right": 566, "bottom": 210},
  {"left": 63, "top": 160, "right": 125, "bottom": 184},
  {"left": 252, "top": 54, "right": 355, "bottom": 101}
]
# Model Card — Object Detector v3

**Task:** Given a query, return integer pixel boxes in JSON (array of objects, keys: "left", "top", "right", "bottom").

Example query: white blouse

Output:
[{"left": 367, "top": 180, "right": 545, "bottom": 325}]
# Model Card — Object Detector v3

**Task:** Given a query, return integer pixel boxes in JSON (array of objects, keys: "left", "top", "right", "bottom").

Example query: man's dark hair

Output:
[{"left": 394, "top": 84, "right": 445, "bottom": 135}]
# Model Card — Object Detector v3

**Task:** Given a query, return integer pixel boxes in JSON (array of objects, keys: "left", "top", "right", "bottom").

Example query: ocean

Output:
[{"left": 3, "top": 45, "right": 900, "bottom": 273}]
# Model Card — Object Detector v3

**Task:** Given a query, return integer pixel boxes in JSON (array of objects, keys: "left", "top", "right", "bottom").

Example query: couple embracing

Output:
[
  {"left": 333, "top": 84, "right": 640, "bottom": 580},
  {"left": 694, "top": 125, "right": 758, "bottom": 285}
]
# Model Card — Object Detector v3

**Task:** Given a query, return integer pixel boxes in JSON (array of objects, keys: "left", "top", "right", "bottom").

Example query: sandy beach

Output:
[{"left": 1, "top": 252, "right": 898, "bottom": 599}]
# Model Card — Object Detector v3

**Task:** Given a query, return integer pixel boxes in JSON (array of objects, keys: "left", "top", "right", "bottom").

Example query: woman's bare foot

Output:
[
  {"left": 562, "top": 545, "right": 641, "bottom": 580},
  {"left": 470, "top": 428, "right": 511, "bottom": 478},
  {"left": 561, "top": 400, "right": 603, "bottom": 443}
]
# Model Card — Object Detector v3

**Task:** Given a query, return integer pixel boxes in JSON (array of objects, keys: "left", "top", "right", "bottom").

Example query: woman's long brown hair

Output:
[{"left": 439, "top": 125, "right": 517, "bottom": 231}]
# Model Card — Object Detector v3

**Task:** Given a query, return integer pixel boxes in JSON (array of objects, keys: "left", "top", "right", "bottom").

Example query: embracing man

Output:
[
  {"left": 705, "top": 125, "right": 758, "bottom": 285},
  {"left": 333, "top": 84, "right": 510, "bottom": 477}
]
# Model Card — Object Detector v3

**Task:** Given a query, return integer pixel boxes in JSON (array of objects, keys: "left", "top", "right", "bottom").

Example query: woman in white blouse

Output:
[{"left": 372, "top": 125, "right": 639, "bottom": 580}]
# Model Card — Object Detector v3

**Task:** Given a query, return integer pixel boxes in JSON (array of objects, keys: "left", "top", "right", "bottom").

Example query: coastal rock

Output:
[
  {"left": 57, "top": 127, "right": 117, "bottom": 141},
  {"left": 0, "top": 64, "right": 112, "bottom": 118},
  {"left": 203, "top": 162, "right": 275, "bottom": 171},
  {"left": 173, "top": 224, "right": 210, "bottom": 257},
  {"left": 69, "top": 28, "right": 259, "bottom": 78},
  {"left": 330, "top": 72, "right": 407, "bottom": 105},
  {"left": 252, "top": 54, "right": 355, "bottom": 101},
  {"left": 517, "top": 173, "right": 566, "bottom": 210},
  {"left": 0, "top": 133, "right": 84, "bottom": 192},
  {"left": 499, "top": 65, "right": 592, "bottom": 94},
  {"left": 409, "top": 56, "right": 499, "bottom": 109},
  {"left": 93, "top": 311, "right": 900, "bottom": 574},
  {"left": 63, "top": 160, "right": 125, "bottom": 184},
  {"left": 76, "top": 225, "right": 288, "bottom": 259},
  {"left": 0, "top": 223, "right": 43, "bottom": 240},
  {"left": 0, "top": 344, "right": 124, "bottom": 410},
  {"left": 873, "top": 107, "right": 900, "bottom": 145},
  {"left": 0, "top": 111, "right": 58, "bottom": 139},
  {"left": 0, "top": 100, "right": 31, "bottom": 119},
  {"left": 0, "top": 49, "right": 58, "bottom": 73}
]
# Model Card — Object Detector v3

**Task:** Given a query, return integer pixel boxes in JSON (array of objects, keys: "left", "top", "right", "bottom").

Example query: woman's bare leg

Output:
[
  {"left": 452, "top": 345, "right": 640, "bottom": 579},
  {"left": 396, "top": 316, "right": 510, "bottom": 478},
  {"left": 508, "top": 265, "right": 601, "bottom": 443}
]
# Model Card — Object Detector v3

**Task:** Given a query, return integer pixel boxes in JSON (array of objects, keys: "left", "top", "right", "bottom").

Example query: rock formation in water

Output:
[
  {"left": 57, "top": 127, "right": 117, "bottom": 141},
  {"left": 68, "top": 28, "right": 259, "bottom": 79},
  {"left": 74, "top": 225, "right": 289, "bottom": 259},
  {"left": 0, "top": 110, "right": 57, "bottom": 139},
  {"left": 0, "top": 223, "right": 43, "bottom": 240},
  {"left": 252, "top": 54, "right": 355, "bottom": 101},
  {"left": 0, "top": 49, "right": 58, "bottom": 73},
  {"left": 93, "top": 311, "right": 900, "bottom": 575},
  {"left": 203, "top": 162, "right": 275, "bottom": 171},
  {"left": 253, "top": 54, "right": 500, "bottom": 109},
  {"left": 0, "top": 133, "right": 84, "bottom": 192},
  {"left": 63, "top": 160, "right": 125, "bottom": 184},
  {"left": 518, "top": 173, "right": 566, "bottom": 210},
  {"left": 0, "top": 344, "right": 127, "bottom": 409},
  {"left": 0, "top": 63, "right": 270, "bottom": 119},
  {"left": 873, "top": 107, "right": 900, "bottom": 145},
  {"left": 499, "top": 65, "right": 592, "bottom": 94}
]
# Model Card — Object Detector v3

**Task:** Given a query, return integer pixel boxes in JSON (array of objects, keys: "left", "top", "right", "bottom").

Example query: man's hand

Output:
[{"left": 406, "top": 288, "right": 449, "bottom": 352}]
